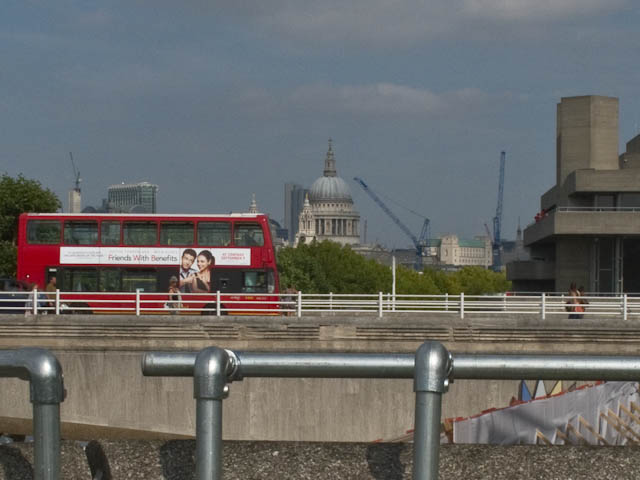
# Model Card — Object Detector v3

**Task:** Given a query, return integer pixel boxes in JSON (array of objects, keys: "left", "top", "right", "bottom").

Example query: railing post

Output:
[
  {"left": 413, "top": 341, "right": 451, "bottom": 480},
  {"left": 329, "top": 292, "right": 333, "bottom": 311},
  {"left": 0, "top": 348, "right": 65, "bottom": 480},
  {"left": 55, "top": 289, "right": 60, "bottom": 315},
  {"left": 378, "top": 291, "right": 383, "bottom": 318},
  {"left": 33, "top": 288, "right": 39, "bottom": 315},
  {"left": 541, "top": 293, "right": 546, "bottom": 320},
  {"left": 502, "top": 293, "right": 507, "bottom": 312},
  {"left": 297, "top": 291, "right": 302, "bottom": 317},
  {"left": 135, "top": 289, "right": 141, "bottom": 316},
  {"left": 460, "top": 293, "right": 464, "bottom": 319},
  {"left": 445, "top": 293, "right": 448, "bottom": 312},
  {"left": 216, "top": 291, "right": 221, "bottom": 317},
  {"left": 194, "top": 347, "right": 230, "bottom": 480},
  {"left": 623, "top": 294, "right": 628, "bottom": 321}
]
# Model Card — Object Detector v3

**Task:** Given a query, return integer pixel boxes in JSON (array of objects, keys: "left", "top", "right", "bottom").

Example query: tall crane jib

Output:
[
  {"left": 492, "top": 151, "right": 506, "bottom": 271},
  {"left": 353, "top": 177, "right": 430, "bottom": 271}
]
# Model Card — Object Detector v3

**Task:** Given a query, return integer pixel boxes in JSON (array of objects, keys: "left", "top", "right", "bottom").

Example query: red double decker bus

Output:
[{"left": 16, "top": 213, "right": 280, "bottom": 314}]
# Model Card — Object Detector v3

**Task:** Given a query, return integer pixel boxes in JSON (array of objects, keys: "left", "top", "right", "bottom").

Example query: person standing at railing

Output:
[
  {"left": 45, "top": 276, "right": 57, "bottom": 311},
  {"left": 577, "top": 286, "right": 588, "bottom": 319},
  {"left": 166, "top": 276, "right": 182, "bottom": 314},
  {"left": 24, "top": 282, "right": 47, "bottom": 316},
  {"left": 567, "top": 283, "right": 581, "bottom": 319},
  {"left": 282, "top": 285, "right": 298, "bottom": 316}
]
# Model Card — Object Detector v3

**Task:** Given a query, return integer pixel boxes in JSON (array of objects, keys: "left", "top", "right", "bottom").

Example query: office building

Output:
[
  {"left": 284, "top": 183, "right": 308, "bottom": 242},
  {"left": 107, "top": 182, "right": 159, "bottom": 213}
]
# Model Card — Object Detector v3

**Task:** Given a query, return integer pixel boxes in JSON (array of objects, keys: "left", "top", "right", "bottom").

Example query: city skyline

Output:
[{"left": 3, "top": 2, "right": 640, "bottom": 249}]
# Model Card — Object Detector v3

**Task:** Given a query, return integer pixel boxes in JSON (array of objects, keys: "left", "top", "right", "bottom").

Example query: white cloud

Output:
[
  {"left": 215, "top": 0, "right": 630, "bottom": 48},
  {"left": 460, "top": 0, "right": 627, "bottom": 20},
  {"left": 288, "top": 83, "right": 490, "bottom": 117}
]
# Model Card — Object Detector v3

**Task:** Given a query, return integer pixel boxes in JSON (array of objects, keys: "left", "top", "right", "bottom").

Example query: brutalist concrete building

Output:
[{"left": 507, "top": 95, "right": 640, "bottom": 293}]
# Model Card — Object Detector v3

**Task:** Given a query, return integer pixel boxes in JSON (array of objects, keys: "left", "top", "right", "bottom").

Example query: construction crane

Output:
[
  {"left": 490, "top": 151, "right": 506, "bottom": 271},
  {"left": 353, "top": 177, "right": 430, "bottom": 271}
]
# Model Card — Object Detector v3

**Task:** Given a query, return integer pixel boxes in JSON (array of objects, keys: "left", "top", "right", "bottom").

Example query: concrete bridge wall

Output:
[{"left": 0, "top": 313, "right": 638, "bottom": 442}]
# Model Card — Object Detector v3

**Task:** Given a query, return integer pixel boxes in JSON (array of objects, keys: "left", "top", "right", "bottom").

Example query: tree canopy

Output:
[
  {"left": 0, "top": 173, "right": 60, "bottom": 276},
  {"left": 276, "top": 240, "right": 511, "bottom": 295}
]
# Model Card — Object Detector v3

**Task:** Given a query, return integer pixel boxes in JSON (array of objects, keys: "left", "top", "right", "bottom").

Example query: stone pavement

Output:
[{"left": 2, "top": 441, "right": 640, "bottom": 479}]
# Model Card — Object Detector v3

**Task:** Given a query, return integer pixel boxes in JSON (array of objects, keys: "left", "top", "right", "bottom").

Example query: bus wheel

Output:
[{"left": 200, "top": 303, "right": 226, "bottom": 316}]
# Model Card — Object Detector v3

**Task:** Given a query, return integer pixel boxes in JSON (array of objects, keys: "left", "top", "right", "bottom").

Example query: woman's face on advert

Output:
[{"left": 197, "top": 254, "right": 210, "bottom": 271}]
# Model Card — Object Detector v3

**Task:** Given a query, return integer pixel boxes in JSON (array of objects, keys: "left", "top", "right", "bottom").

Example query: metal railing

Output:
[
  {"left": 142, "top": 343, "right": 640, "bottom": 480},
  {"left": 557, "top": 206, "right": 640, "bottom": 213},
  {"left": 0, "top": 348, "right": 65, "bottom": 480},
  {"left": 2, "top": 289, "right": 640, "bottom": 319}
]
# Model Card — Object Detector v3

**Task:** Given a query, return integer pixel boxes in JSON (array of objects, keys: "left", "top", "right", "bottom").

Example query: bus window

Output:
[
  {"left": 160, "top": 222, "right": 194, "bottom": 245},
  {"left": 198, "top": 222, "right": 231, "bottom": 246},
  {"left": 234, "top": 224, "right": 264, "bottom": 246},
  {"left": 101, "top": 221, "right": 121, "bottom": 245},
  {"left": 61, "top": 268, "right": 98, "bottom": 292},
  {"left": 99, "top": 269, "right": 121, "bottom": 292},
  {"left": 27, "top": 220, "right": 61, "bottom": 244},
  {"left": 63, "top": 221, "right": 98, "bottom": 245},
  {"left": 123, "top": 222, "right": 157, "bottom": 245},
  {"left": 122, "top": 269, "right": 157, "bottom": 292},
  {"left": 242, "top": 271, "right": 267, "bottom": 293}
]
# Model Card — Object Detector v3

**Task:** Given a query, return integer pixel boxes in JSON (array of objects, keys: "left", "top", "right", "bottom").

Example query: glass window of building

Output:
[
  {"left": 160, "top": 222, "right": 194, "bottom": 245},
  {"left": 27, "top": 220, "right": 61, "bottom": 244},
  {"left": 63, "top": 221, "right": 98, "bottom": 245},
  {"left": 619, "top": 193, "right": 640, "bottom": 208},
  {"left": 198, "top": 222, "right": 231, "bottom": 246},
  {"left": 123, "top": 222, "right": 157, "bottom": 245},
  {"left": 595, "top": 194, "right": 615, "bottom": 209}
]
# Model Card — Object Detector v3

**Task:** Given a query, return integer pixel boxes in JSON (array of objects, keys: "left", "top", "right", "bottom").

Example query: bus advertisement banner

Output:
[{"left": 60, "top": 247, "right": 251, "bottom": 266}]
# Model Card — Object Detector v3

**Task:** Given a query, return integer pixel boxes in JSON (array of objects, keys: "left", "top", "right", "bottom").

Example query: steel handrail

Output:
[{"left": 142, "top": 345, "right": 640, "bottom": 480}]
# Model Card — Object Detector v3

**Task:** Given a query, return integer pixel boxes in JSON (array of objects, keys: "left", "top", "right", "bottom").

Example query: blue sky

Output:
[{"left": 2, "top": 1, "right": 640, "bottom": 248}]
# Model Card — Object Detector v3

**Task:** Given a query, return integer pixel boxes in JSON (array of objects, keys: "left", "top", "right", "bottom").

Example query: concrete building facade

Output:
[{"left": 507, "top": 95, "right": 640, "bottom": 293}]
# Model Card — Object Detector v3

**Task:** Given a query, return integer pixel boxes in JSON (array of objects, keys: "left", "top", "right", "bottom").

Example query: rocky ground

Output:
[{"left": 2, "top": 440, "right": 640, "bottom": 479}]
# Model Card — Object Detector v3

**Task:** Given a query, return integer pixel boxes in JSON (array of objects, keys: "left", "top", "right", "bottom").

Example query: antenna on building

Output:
[{"left": 69, "top": 152, "right": 81, "bottom": 192}]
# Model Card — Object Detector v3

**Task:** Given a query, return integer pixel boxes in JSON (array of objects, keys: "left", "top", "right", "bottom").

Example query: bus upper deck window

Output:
[
  {"left": 27, "top": 220, "right": 61, "bottom": 244},
  {"left": 123, "top": 222, "right": 158, "bottom": 245},
  {"left": 101, "top": 221, "right": 121, "bottom": 245},
  {"left": 234, "top": 224, "right": 264, "bottom": 246},
  {"left": 63, "top": 221, "right": 98, "bottom": 245},
  {"left": 198, "top": 222, "right": 231, "bottom": 246},
  {"left": 160, "top": 222, "right": 194, "bottom": 245}
]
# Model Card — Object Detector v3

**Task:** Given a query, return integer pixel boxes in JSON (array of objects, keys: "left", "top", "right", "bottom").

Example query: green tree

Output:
[
  {"left": 0, "top": 174, "right": 60, "bottom": 276},
  {"left": 277, "top": 241, "right": 511, "bottom": 296},
  {"left": 277, "top": 241, "right": 391, "bottom": 294},
  {"left": 449, "top": 266, "right": 511, "bottom": 295}
]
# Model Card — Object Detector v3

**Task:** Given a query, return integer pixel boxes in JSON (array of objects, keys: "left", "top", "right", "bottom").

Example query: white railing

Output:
[{"left": 1, "top": 289, "right": 640, "bottom": 319}]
